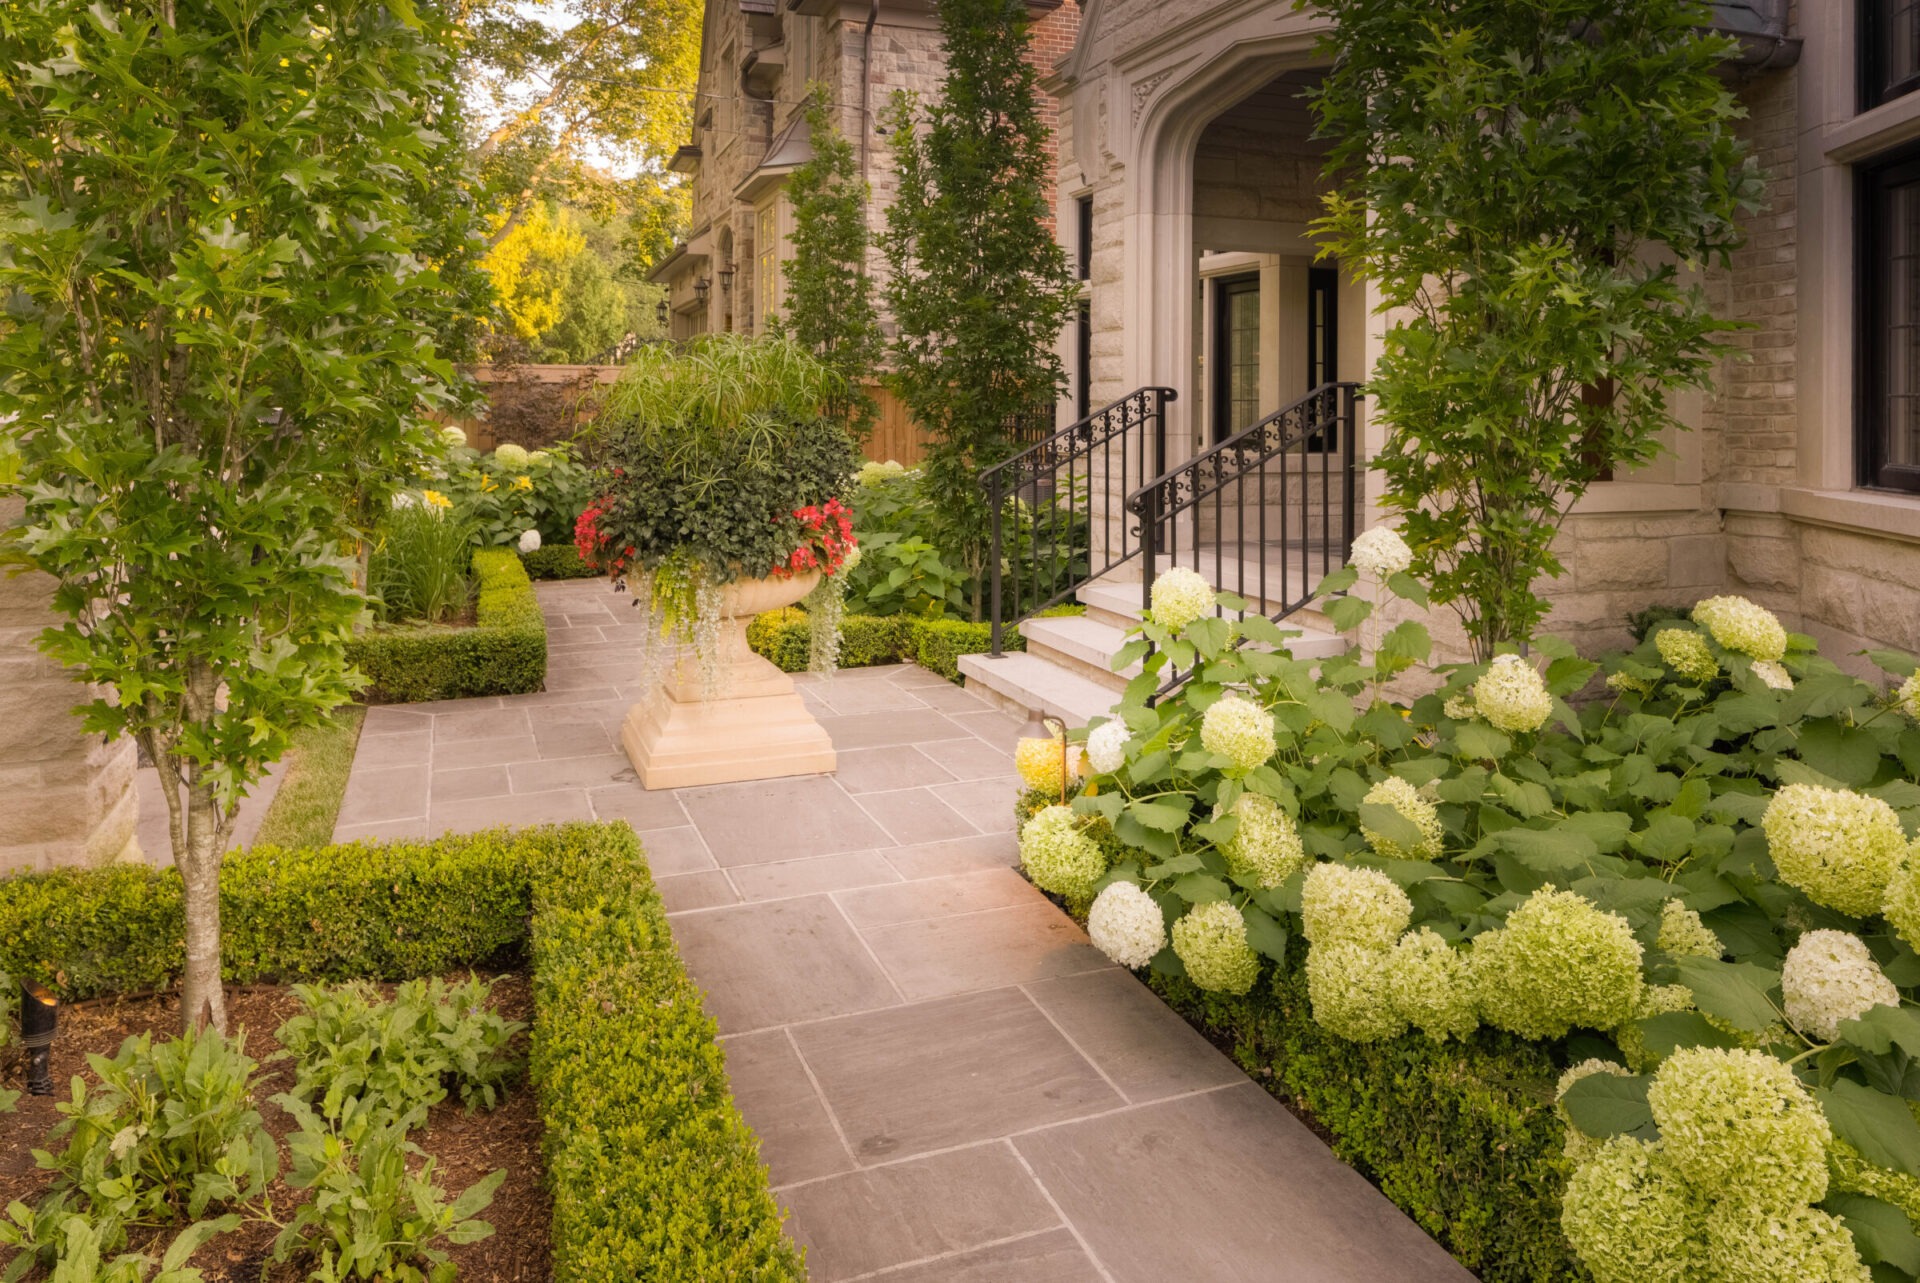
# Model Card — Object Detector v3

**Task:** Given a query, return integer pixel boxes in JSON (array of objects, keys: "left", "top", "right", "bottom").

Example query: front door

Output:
[{"left": 1211, "top": 272, "right": 1261, "bottom": 443}]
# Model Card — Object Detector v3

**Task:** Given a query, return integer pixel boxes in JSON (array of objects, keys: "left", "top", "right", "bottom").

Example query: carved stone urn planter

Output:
[{"left": 619, "top": 570, "right": 836, "bottom": 790}]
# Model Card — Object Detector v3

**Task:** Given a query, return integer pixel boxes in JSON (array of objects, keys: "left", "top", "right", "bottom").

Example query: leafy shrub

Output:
[
  {"left": 0, "top": 1207, "right": 238, "bottom": 1283},
  {"left": 271, "top": 1096, "right": 501, "bottom": 1283},
  {"left": 441, "top": 439, "right": 595, "bottom": 548},
  {"left": 345, "top": 548, "right": 546, "bottom": 703},
  {"left": 746, "top": 605, "right": 1084, "bottom": 680},
  {"left": 368, "top": 503, "right": 475, "bottom": 625},
  {"left": 519, "top": 544, "right": 599, "bottom": 581},
  {"left": 275, "top": 976, "right": 525, "bottom": 1124},
  {"left": 532, "top": 826, "right": 804, "bottom": 1280}
]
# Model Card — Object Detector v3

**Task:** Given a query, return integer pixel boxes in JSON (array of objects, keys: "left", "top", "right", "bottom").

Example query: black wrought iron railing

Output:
[
  {"left": 1128, "top": 382, "right": 1360, "bottom": 695},
  {"left": 981, "top": 386, "right": 1178, "bottom": 654}
]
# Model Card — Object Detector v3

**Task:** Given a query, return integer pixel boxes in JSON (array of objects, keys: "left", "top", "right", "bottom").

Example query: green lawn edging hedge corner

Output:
[
  {"left": 519, "top": 544, "right": 600, "bottom": 581},
  {"left": 749, "top": 604, "right": 1086, "bottom": 681},
  {"left": 347, "top": 548, "right": 547, "bottom": 703},
  {"left": 0, "top": 823, "right": 803, "bottom": 1280}
]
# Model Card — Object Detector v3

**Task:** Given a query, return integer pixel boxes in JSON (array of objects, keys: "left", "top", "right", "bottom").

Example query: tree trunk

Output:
[{"left": 176, "top": 661, "right": 229, "bottom": 1035}]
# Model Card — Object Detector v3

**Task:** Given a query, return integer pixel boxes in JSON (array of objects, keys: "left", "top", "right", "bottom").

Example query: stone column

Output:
[{"left": 0, "top": 498, "right": 140, "bottom": 873}]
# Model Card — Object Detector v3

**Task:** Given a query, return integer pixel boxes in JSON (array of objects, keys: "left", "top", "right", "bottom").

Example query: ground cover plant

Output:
[
  {"left": 0, "top": 824, "right": 798, "bottom": 1281},
  {"left": 1024, "top": 543, "right": 1920, "bottom": 1280}
]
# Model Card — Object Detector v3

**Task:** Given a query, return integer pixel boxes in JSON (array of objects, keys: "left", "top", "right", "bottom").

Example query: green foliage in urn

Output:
[
  {"left": 0, "top": 0, "right": 485, "bottom": 1033},
  {"left": 1307, "top": 0, "right": 1762, "bottom": 656}
]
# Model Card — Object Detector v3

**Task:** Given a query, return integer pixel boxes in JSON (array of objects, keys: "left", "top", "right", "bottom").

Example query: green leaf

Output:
[
  {"left": 1324, "top": 594, "right": 1372, "bottom": 633},
  {"left": 1241, "top": 905, "right": 1289, "bottom": 963},
  {"left": 1452, "top": 720, "right": 1513, "bottom": 761},
  {"left": 1314, "top": 566, "right": 1358, "bottom": 596},
  {"left": 1358, "top": 802, "right": 1426, "bottom": 852},
  {"left": 1865, "top": 650, "right": 1920, "bottom": 678},
  {"left": 1624, "top": 1011, "right": 1744, "bottom": 1062},
  {"left": 1826, "top": 1193, "right": 1920, "bottom": 1273},
  {"left": 1384, "top": 570, "right": 1428, "bottom": 607},
  {"left": 1671, "top": 957, "right": 1781, "bottom": 1034},
  {"left": 1112, "top": 638, "right": 1150, "bottom": 672},
  {"left": 1796, "top": 720, "right": 1887, "bottom": 789},
  {"left": 1558, "top": 1072, "right": 1656, "bottom": 1140},
  {"left": 1816, "top": 1079, "right": 1920, "bottom": 1179},
  {"left": 1498, "top": 827, "right": 1598, "bottom": 870},
  {"left": 1838, "top": 1005, "right": 1920, "bottom": 1060},
  {"left": 1143, "top": 853, "right": 1205, "bottom": 878},
  {"left": 1170, "top": 874, "right": 1231, "bottom": 904}
]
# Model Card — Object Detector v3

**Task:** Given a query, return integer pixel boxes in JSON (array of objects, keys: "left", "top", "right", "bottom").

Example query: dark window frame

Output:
[
  {"left": 1075, "top": 301, "right": 1092, "bottom": 421},
  {"left": 1861, "top": 0, "right": 1920, "bottom": 111},
  {"left": 1857, "top": 146, "right": 1920, "bottom": 494},
  {"left": 1076, "top": 196, "right": 1094, "bottom": 281},
  {"left": 1210, "top": 272, "right": 1261, "bottom": 444}
]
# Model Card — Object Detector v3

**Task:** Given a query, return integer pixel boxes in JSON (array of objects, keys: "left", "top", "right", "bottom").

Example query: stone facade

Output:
[{"left": 0, "top": 498, "right": 139, "bottom": 873}]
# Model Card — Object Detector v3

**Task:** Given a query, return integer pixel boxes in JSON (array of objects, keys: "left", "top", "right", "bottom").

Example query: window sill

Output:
[
  {"left": 1826, "top": 94, "right": 1920, "bottom": 164},
  {"left": 1778, "top": 487, "right": 1920, "bottom": 543},
  {"left": 1566, "top": 483, "right": 1704, "bottom": 515}
]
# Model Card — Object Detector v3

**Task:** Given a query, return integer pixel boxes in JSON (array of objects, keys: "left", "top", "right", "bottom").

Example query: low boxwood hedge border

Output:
[
  {"left": 0, "top": 823, "right": 802, "bottom": 1281},
  {"left": 519, "top": 544, "right": 599, "bottom": 581},
  {"left": 749, "top": 604, "right": 1085, "bottom": 681},
  {"left": 346, "top": 548, "right": 548, "bottom": 703}
]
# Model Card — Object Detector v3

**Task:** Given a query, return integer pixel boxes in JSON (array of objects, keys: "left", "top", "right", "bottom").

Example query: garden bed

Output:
[
  {"left": 346, "top": 549, "right": 547, "bottom": 703},
  {"left": 0, "top": 976, "right": 549, "bottom": 1282},
  {"left": 749, "top": 603, "right": 1084, "bottom": 680}
]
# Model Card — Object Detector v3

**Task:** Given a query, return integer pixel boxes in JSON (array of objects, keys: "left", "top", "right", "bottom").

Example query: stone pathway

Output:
[{"left": 335, "top": 580, "right": 1471, "bottom": 1282}]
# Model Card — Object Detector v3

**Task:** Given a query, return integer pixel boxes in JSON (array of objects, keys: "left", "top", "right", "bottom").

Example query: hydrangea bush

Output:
[{"left": 1036, "top": 545, "right": 1920, "bottom": 1280}]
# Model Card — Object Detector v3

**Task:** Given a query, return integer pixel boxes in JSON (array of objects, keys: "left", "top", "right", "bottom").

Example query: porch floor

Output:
[{"left": 332, "top": 579, "right": 1469, "bottom": 1282}]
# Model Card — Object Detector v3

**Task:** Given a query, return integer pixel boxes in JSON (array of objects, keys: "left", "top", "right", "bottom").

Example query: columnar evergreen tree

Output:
[
  {"left": 881, "top": 0, "right": 1077, "bottom": 613},
  {"left": 783, "top": 83, "right": 882, "bottom": 434},
  {"left": 0, "top": 0, "right": 486, "bottom": 1032},
  {"left": 1310, "top": 0, "right": 1761, "bottom": 656}
]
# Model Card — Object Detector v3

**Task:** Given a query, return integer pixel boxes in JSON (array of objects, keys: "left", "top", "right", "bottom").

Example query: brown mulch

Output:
[{"left": 0, "top": 974, "right": 551, "bottom": 1282}]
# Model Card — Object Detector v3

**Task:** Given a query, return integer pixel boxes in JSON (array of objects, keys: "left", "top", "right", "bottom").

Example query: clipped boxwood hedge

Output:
[
  {"left": 519, "top": 544, "right": 599, "bottom": 581},
  {"left": 749, "top": 605, "right": 1084, "bottom": 680},
  {"left": 0, "top": 823, "right": 802, "bottom": 1280},
  {"left": 347, "top": 548, "right": 547, "bottom": 703}
]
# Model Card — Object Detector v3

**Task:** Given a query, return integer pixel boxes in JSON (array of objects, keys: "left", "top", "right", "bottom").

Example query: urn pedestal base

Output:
[{"left": 619, "top": 572, "right": 837, "bottom": 790}]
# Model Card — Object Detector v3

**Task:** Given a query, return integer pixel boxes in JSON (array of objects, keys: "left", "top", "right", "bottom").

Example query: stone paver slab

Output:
[
  {"left": 430, "top": 735, "right": 539, "bottom": 771},
  {"left": 335, "top": 763, "right": 428, "bottom": 827},
  {"left": 431, "top": 707, "right": 532, "bottom": 743},
  {"left": 1015, "top": 1084, "right": 1475, "bottom": 1283},
  {"left": 832, "top": 747, "right": 955, "bottom": 794},
  {"left": 945, "top": 708, "right": 1026, "bottom": 746},
  {"left": 668, "top": 897, "right": 900, "bottom": 1032},
  {"left": 728, "top": 851, "right": 902, "bottom": 901},
  {"left": 808, "top": 676, "right": 935, "bottom": 715},
  {"left": 586, "top": 785, "right": 690, "bottom": 831},
  {"left": 1023, "top": 969, "right": 1248, "bottom": 1104},
  {"left": 860, "top": 900, "right": 1109, "bottom": 1001},
  {"left": 678, "top": 777, "right": 891, "bottom": 866},
  {"left": 426, "top": 787, "right": 590, "bottom": 835},
  {"left": 885, "top": 664, "right": 954, "bottom": 689},
  {"left": 352, "top": 730, "right": 431, "bottom": 769},
  {"left": 655, "top": 870, "right": 739, "bottom": 914},
  {"left": 813, "top": 710, "right": 973, "bottom": 750},
  {"left": 915, "top": 736, "right": 1018, "bottom": 781},
  {"left": 931, "top": 777, "right": 1023, "bottom": 832},
  {"left": 866, "top": 1228, "right": 1103, "bottom": 1283},
  {"left": 507, "top": 753, "right": 633, "bottom": 794},
  {"left": 360, "top": 707, "right": 431, "bottom": 737},
  {"left": 777, "top": 1143, "right": 1060, "bottom": 1283},
  {"left": 334, "top": 817, "right": 430, "bottom": 844},
  {"left": 532, "top": 720, "right": 615, "bottom": 760},
  {"left": 836, "top": 868, "right": 1037, "bottom": 929},
  {"left": 905, "top": 681, "right": 1000, "bottom": 714},
  {"left": 429, "top": 766, "right": 510, "bottom": 805},
  {"left": 719, "top": 1030, "right": 854, "bottom": 1187},
  {"left": 632, "top": 826, "right": 715, "bottom": 876},
  {"left": 790, "top": 988, "right": 1119, "bottom": 1164},
  {"left": 854, "top": 787, "right": 979, "bottom": 846},
  {"left": 884, "top": 834, "right": 1018, "bottom": 880}
]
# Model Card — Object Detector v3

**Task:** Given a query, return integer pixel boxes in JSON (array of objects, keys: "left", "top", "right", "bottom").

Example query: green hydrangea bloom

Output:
[
  {"left": 1305, "top": 941, "right": 1405, "bottom": 1043},
  {"left": 1701, "top": 1201, "right": 1867, "bottom": 1283},
  {"left": 493, "top": 442, "right": 531, "bottom": 469},
  {"left": 1216, "top": 793, "right": 1304, "bottom": 889},
  {"left": 1692, "top": 595, "right": 1789, "bottom": 663},
  {"left": 1385, "top": 927, "right": 1477, "bottom": 1042},
  {"left": 1358, "top": 775, "right": 1444, "bottom": 861},
  {"left": 1560, "top": 1137, "right": 1705, "bottom": 1283},
  {"left": 1898, "top": 671, "right": 1920, "bottom": 722},
  {"left": 1647, "top": 1047, "right": 1831, "bottom": 1211},
  {"left": 1017, "top": 805, "right": 1107, "bottom": 901},
  {"left": 1830, "top": 1136, "right": 1920, "bottom": 1229},
  {"left": 1781, "top": 929, "right": 1898, "bottom": 1043},
  {"left": 1198, "top": 695, "right": 1276, "bottom": 772},
  {"left": 1299, "top": 862, "right": 1412, "bottom": 949},
  {"left": 1655, "top": 628, "right": 1719, "bottom": 684},
  {"left": 1877, "top": 841, "right": 1920, "bottom": 953},
  {"left": 1656, "top": 900, "right": 1724, "bottom": 959},
  {"left": 1762, "top": 782, "right": 1905, "bottom": 918},
  {"left": 1150, "top": 567, "right": 1215, "bottom": 631},
  {"left": 1556, "top": 1059, "right": 1631, "bottom": 1161},
  {"left": 1472, "top": 654, "right": 1554, "bottom": 734},
  {"left": 1170, "top": 902, "right": 1261, "bottom": 995},
  {"left": 1613, "top": 983, "right": 1696, "bottom": 1072},
  {"left": 1469, "top": 889, "right": 1644, "bottom": 1039}
]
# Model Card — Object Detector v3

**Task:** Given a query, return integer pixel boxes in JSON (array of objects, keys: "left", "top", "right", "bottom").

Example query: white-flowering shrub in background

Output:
[
  {"left": 1690, "top": 595, "right": 1788, "bottom": 663},
  {"left": 1348, "top": 525, "right": 1413, "bottom": 580},
  {"left": 1018, "top": 806, "right": 1106, "bottom": 901},
  {"left": 1654, "top": 628, "right": 1718, "bottom": 684},
  {"left": 1198, "top": 695, "right": 1275, "bottom": 772},
  {"left": 1780, "top": 930, "right": 1898, "bottom": 1042},
  {"left": 1216, "top": 793, "right": 1304, "bottom": 888},
  {"left": 1149, "top": 567, "right": 1215, "bottom": 631},
  {"left": 1750, "top": 660, "right": 1793, "bottom": 691},
  {"left": 439, "top": 425, "right": 467, "bottom": 447},
  {"left": 1306, "top": 941, "right": 1405, "bottom": 1042},
  {"left": 1084, "top": 719, "right": 1130, "bottom": 776},
  {"left": 518, "top": 529, "right": 541, "bottom": 554},
  {"left": 1385, "top": 927, "right": 1477, "bottom": 1042},
  {"left": 1761, "top": 782, "right": 1906, "bottom": 918},
  {"left": 1299, "top": 862, "right": 1412, "bottom": 949},
  {"left": 1170, "top": 901, "right": 1261, "bottom": 995},
  {"left": 1358, "top": 775, "right": 1444, "bottom": 860},
  {"left": 1898, "top": 671, "right": 1920, "bottom": 722},
  {"left": 492, "top": 442, "right": 531, "bottom": 470},
  {"left": 856, "top": 459, "right": 906, "bottom": 485},
  {"left": 1655, "top": 900, "right": 1723, "bottom": 960},
  {"left": 1471, "top": 654, "right": 1554, "bottom": 734},
  {"left": 1470, "top": 889, "right": 1644, "bottom": 1039},
  {"left": 1086, "top": 882, "right": 1166, "bottom": 969}
]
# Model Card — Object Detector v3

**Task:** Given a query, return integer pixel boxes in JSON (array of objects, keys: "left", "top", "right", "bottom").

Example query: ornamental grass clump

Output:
[
  {"left": 1086, "top": 882, "right": 1166, "bottom": 969},
  {"left": 1299, "top": 862, "right": 1412, "bottom": 950},
  {"left": 1384, "top": 927, "right": 1477, "bottom": 1042},
  {"left": 1691, "top": 594, "right": 1787, "bottom": 663},
  {"left": 1216, "top": 793, "right": 1305, "bottom": 889},
  {"left": 1762, "top": 783, "right": 1906, "bottom": 919},
  {"left": 1471, "top": 654, "right": 1553, "bottom": 734},
  {"left": 1469, "top": 889, "right": 1643, "bottom": 1039},
  {"left": 1170, "top": 902, "right": 1261, "bottom": 995},
  {"left": 1018, "top": 805, "right": 1106, "bottom": 902},
  {"left": 1305, "top": 940, "right": 1405, "bottom": 1042},
  {"left": 1149, "top": 567, "right": 1216, "bottom": 631},
  {"left": 1780, "top": 930, "right": 1898, "bottom": 1042},
  {"left": 1358, "top": 776, "right": 1444, "bottom": 860}
]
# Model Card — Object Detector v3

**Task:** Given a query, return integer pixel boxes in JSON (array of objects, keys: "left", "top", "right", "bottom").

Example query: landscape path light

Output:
[{"left": 21, "top": 978, "right": 56, "bottom": 1096}]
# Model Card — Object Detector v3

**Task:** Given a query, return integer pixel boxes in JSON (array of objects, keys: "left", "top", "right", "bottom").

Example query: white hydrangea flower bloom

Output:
[
  {"left": 439, "top": 425, "right": 467, "bottom": 447},
  {"left": 1172, "top": 901, "right": 1262, "bottom": 994},
  {"left": 493, "top": 442, "right": 532, "bottom": 470},
  {"left": 1199, "top": 695, "right": 1275, "bottom": 772},
  {"left": 1442, "top": 695, "right": 1478, "bottom": 721},
  {"left": 527, "top": 449, "right": 551, "bottom": 466},
  {"left": 1656, "top": 900, "right": 1723, "bottom": 959},
  {"left": 856, "top": 459, "right": 906, "bottom": 486},
  {"left": 1306, "top": 940, "right": 1406, "bottom": 1042},
  {"left": 1085, "top": 719, "right": 1131, "bottom": 776},
  {"left": 1897, "top": 672, "right": 1920, "bottom": 722},
  {"left": 1086, "top": 881, "right": 1166, "bottom": 969},
  {"left": 1605, "top": 670, "right": 1653, "bottom": 696},
  {"left": 1150, "top": 567, "right": 1216, "bottom": 631},
  {"left": 1751, "top": 660, "right": 1793, "bottom": 691},
  {"left": 1762, "top": 782, "right": 1906, "bottom": 918},
  {"left": 1300, "top": 862, "right": 1412, "bottom": 948},
  {"left": 1781, "top": 929, "right": 1899, "bottom": 1042},
  {"left": 840, "top": 543, "right": 862, "bottom": 572},
  {"left": 1359, "top": 775, "right": 1444, "bottom": 861},
  {"left": 1691, "top": 594, "right": 1788, "bottom": 663},
  {"left": 1216, "top": 793, "right": 1305, "bottom": 889},
  {"left": 518, "top": 529, "right": 542, "bottom": 554},
  {"left": 391, "top": 491, "right": 418, "bottom": 510},
  {"left": 1655, "top": 628, "right": 1718, "bottom": 684},
  {"left": 1472, "top": 654, "right": 1554, "bottom": 734},
  {"left": 1348, "top": 525, "right": 1413, "bottom": 580}
]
